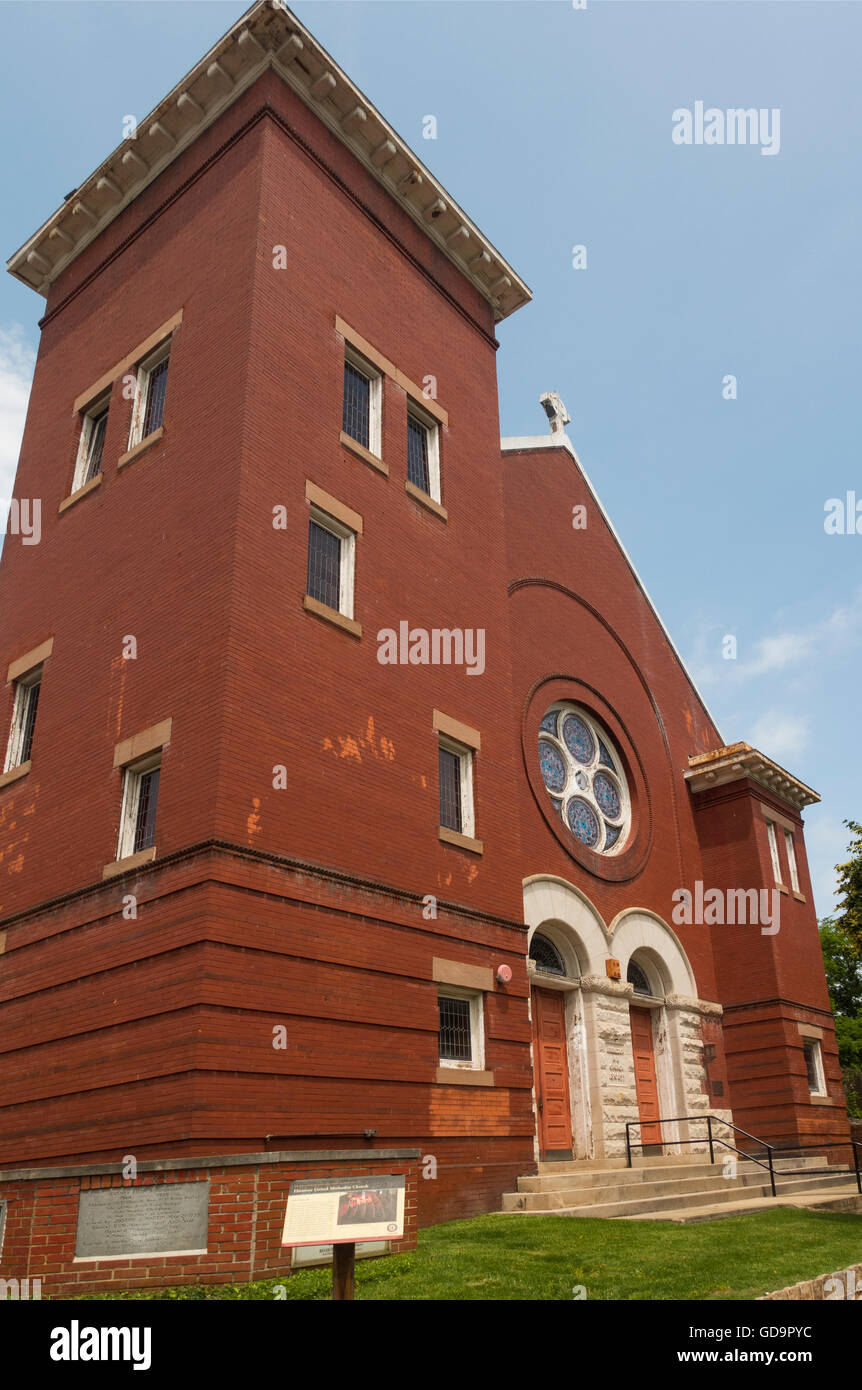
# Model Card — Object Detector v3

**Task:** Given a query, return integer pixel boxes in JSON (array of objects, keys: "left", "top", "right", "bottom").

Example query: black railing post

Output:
[
  {"left": 707, "top": 1114, "right": 714, "bottom": 1164},
  {"left": 768, "top": 1144, "right": 776, "bottom": 1197},
  {"left": 625, "top": 1122, "right": 632, "bottom": 1169}
]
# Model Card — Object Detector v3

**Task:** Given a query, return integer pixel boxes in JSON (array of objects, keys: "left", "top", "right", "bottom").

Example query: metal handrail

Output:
[{"left": 624, "top": 1112, "right": 862, "bottom": 1199}]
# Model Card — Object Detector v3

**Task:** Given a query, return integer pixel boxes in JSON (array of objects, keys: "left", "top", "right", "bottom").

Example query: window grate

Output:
[
  {"left": 439, "top": 747, "right": 462, "bottom": 832},
  {"left": 438, "top": 995, "right": 472, "bottom": 1061},
  {"left": 84, "top": 409, "right": 108, "bottom": 482},
  {"left": 529, "top": 933, "right": 565, "bottom": 976},
  {"left": 407, "top": 416, "right": 430, "bottom": 494},
  {"left": 307, "top": 520, "right": 341, "bottom": 611},
  {"left": 133, "top": 767, "right": 160, "bottom": 853},
  {"left": 20, "top": 682, "right": 40, "bottom": 764},
  {"left": 627, "top": 959, "right": 651, "bottom": 996},
  {"left": 143, "top": 357, "right": 169, "bottom": 438},
  {"left": 343, "top": 360, "right": 370, "bottom": 449}
]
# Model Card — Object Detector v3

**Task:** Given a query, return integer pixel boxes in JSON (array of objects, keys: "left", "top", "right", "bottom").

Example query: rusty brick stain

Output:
[
  {"left": 247, "top": 796, "right": 262, "bottom": 841},
  {"left": 322, "top": 715, "right": 396, "bottom": 764}
]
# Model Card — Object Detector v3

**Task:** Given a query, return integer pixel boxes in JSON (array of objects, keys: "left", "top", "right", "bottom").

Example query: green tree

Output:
[
  {"left": 833, "top": 818, "right": 862, "bottom": 950},
  {"left": 819, "top": 917, "right": 862, "bottom": 1019}
]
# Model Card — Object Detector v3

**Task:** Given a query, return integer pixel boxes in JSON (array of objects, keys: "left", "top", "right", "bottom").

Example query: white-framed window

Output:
[
  {"left": 4, "top": 669, "right": 42, "bottom": 771},
  {"left": 306, "top": 507, "right": 356, "bottom": 618},
  {"left": 117, "top": 754, "right": 161, "bottom": 860},
  {"left": 73, "top": 397, "right": 110, "bottom": 490},
  {"left": 128, "top": 339, "right": 171, "bottom": 448},
  {"left": 802, "top": 1037, "right": 826, "bottom": 1097},
  {"left": 437, "top": 986, "right": 484, "bottom": 1070},
  {"left": 406, "top": 402, "right": 441, "bottom": 502},
  {"left": 342, "top": 349, "right": 382, "bottom": 457},
  {"left": 438, "top": 736, "right": 475, "bottom": 838},
  {"left": 765, "top": 819, "right": 782, "bottom": 884},
  {"left": 785, "top": 830, "right": 800, "bottom": 892}
]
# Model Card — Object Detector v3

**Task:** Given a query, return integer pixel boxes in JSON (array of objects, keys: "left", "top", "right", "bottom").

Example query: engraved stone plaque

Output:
[{"left": 75, "top": 1181, "right": 210, "bottom": 1260}]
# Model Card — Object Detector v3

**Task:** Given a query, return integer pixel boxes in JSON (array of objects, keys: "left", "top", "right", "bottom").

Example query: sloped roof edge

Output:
[{"left": 501, "top": 432, "right": 727, "bottom": 743}]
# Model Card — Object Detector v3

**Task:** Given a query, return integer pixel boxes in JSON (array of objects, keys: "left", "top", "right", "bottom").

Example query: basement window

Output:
[
  {"left": 4, "top": 670, "right": 41, "bottom": 771},
  {"left": 438, "top": 987, "right": 484, "bottom": 1070}
]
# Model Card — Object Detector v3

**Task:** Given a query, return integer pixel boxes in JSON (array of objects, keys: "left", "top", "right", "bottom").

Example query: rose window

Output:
[{"left": 538, "top": 704, "right": 630, "bottom": 854}]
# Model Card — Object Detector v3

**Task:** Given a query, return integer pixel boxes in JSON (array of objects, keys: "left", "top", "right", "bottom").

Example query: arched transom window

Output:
[
  {"left": 627, "top": 959, "right": 652, "bottom": 996},
  {"left": 538, "top": 703, "right": 631, "bottom": 855},
  {"left": 529, "top": 932, "right": 566, "bottom": 977}
]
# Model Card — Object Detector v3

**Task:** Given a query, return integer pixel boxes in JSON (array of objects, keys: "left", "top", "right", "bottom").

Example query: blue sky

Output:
[{"left": 1, "top": 1, "right": 859, "bottom": 916}]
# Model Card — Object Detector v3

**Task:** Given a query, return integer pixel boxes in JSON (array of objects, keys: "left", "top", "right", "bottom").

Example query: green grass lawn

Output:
[{"left": 81, "top": 1207, "right": 862, "bottom": 1301}]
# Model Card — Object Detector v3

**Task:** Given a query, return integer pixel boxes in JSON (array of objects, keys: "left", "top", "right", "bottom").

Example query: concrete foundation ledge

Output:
[{"left": 759, "top": 1259, "right": 862, "bottom": 1300}]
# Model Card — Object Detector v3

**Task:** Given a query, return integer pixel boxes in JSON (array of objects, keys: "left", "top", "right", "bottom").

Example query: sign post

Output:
[
  {"left": 331, "top": 1241, "right": 356, "bottom": 1301},
  {"left": 282, "top": 1175, "right": 406, "bottom": 1301}
]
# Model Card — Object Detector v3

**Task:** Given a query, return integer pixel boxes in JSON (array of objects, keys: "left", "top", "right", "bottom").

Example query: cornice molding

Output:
[
  {"left": 7, "top": 1, "right": 530, "bottom": 322},
  {"left": 685, "top": 743, "right": 819, "bottom": 810}
]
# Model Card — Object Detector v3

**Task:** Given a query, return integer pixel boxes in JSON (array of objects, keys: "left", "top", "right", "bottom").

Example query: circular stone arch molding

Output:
[
  {"left": 608, "top": 908, "right": 697, "bottom": 997},
  {"left": 522, "top": 675, "right": 653, "bottom": 883},
  {"left": 523, "top": 875, "right": 610, "bottom": 977}
]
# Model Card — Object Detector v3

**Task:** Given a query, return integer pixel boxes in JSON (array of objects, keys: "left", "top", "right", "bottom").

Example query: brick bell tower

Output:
[{"left": 0, "top": 0, "right": 537, "bottom": 1291}]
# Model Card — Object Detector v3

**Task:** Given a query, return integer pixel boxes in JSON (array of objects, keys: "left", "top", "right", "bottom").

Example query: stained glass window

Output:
[{"left": 537, "top": 702, "right": 630, "bottom": 856}]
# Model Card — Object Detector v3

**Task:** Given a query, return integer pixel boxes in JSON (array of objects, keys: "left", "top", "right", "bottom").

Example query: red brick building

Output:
[{"left": 0, "top": 1, "right": 849, "bottom": 1293}]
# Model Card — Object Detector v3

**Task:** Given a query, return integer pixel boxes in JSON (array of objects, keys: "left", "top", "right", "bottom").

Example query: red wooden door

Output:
[
  {"left": 532, "top": 988, "right": 573, "bottom": 1159},
  {"left": 629, "top": 1006, "right": 662, "bottom": 1149}
]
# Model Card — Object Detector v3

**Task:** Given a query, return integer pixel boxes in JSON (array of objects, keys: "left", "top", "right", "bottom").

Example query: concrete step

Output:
[
  {"left": 518, "top": 1162, "right": 726, "bottom": 1192},
  {"left": 509, "top": 1168, "right": 852, "bottom": 1209},
  {"left": 502, "top": 1171, "right": 855, "bottom": 1217},
  {"left": 624, "top": 1185, "right": 862, "bottom": 1223}
]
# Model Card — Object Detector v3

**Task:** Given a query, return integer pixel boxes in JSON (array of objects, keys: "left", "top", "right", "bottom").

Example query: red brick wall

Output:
[{"left": 0, "top": 1154, "right": 418, "bottom": 1298}]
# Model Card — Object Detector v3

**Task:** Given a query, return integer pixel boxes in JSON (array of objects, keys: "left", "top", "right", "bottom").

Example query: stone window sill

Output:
[
  {"left": 58, "top": 474, "right": 102, "bottom": 514},
  {"left": 0, "top": 760, "right": 31, "bottom": 790},
  {"left": 438, "top": 825, "right": 483, "bottom": 854},
  {"left": 792, "top": 891, "right": 806, "bottom": 903},
  {"left": 435, "top": 1067, "right": 494, "bottom": 1086},
  {"left": 339, "top": 430, "right": 387, "bottom": 476},
  {"left": 405, "top": 480, "right": 448, "bottom": 521},
  {"left": 303, "top": 595, "right": 362, "bottom": 638},
  {"left": 102, "top": 846, "right": 157, "bottom": 880},
  {"left": 808, "top": 1095, "right": 833, "bottom": 1106},
  {"left": 118, "top": 426, "right": 165, "bottom": 471}
]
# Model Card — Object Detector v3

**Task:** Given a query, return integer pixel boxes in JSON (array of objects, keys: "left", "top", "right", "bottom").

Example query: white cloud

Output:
[
  {"left": 690, "top": 591, "right": 862, "bottom": 692},
  {"left": 748, "top": 709, "right": 809, "bottom": 762},
  {"left": 0, "top": 324, "right": 36, "bottom": 503}
]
